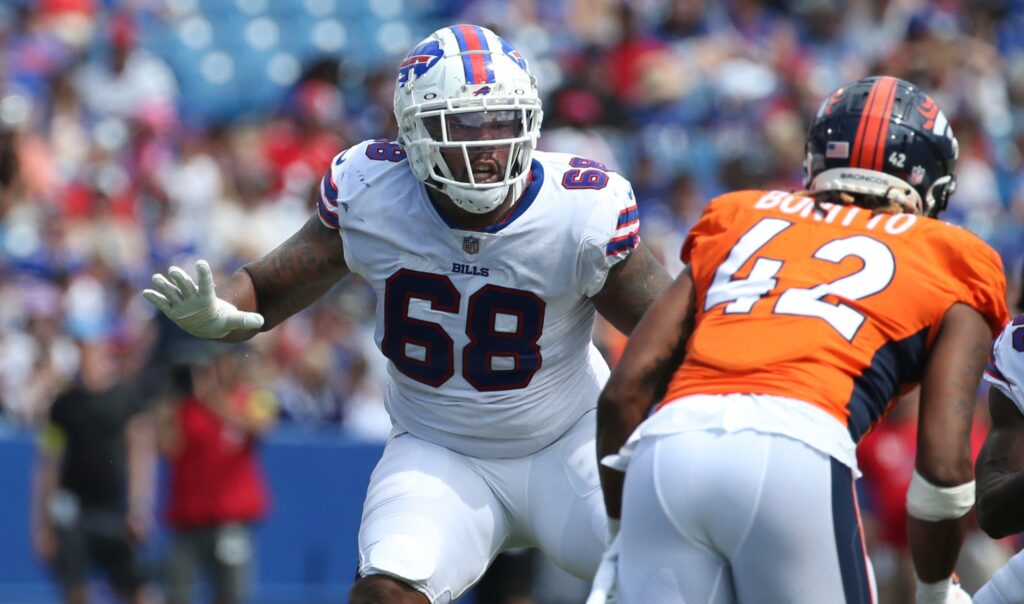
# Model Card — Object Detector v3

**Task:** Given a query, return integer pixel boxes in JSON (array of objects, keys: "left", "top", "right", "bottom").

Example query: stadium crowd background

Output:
[{"left": 1, "top": 0, "right": 1023, "bottom": 602}]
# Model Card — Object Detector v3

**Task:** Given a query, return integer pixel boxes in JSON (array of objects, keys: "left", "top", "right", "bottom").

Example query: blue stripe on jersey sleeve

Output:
[
  {"left": 606, "top": 233, "right": 639, "bottom": 256},
  {"left": 322, "top": 170, "right": 339, "bottom": 202},
  {"left": 616, "top": 207, "right": 639, "bottom": 227},
  {"left": 317, "top": 196, "right": 339, "bottom": 228}
]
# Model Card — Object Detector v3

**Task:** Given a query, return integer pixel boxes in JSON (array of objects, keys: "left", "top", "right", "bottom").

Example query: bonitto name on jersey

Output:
[
  {"left": 452, "top": 262, "right": 490, "bottom": 277},
  {"left": 754, "top": 190, "right": 918, "bottom": 235}
]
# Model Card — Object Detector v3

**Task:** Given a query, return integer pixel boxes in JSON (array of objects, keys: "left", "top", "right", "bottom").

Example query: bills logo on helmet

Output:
[
  {"left": 473, "top": 85, "right": 492, "bottom": 96},
  {"left": 398, "top": 40, "right": 443, "bottom": 86},
  {"left": 500, "top": 38, "right": 528, "bottom": 71}
]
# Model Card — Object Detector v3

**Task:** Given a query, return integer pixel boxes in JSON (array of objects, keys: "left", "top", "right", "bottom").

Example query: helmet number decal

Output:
[
  {"left": 888, "top": 151, "right": 906, "bottom": 168},
  {"left": 382, "top": 269, "right": 546, "bottom": 391},
  {"left": 706, "top": 218, "right": 895, "bottom": 341}
]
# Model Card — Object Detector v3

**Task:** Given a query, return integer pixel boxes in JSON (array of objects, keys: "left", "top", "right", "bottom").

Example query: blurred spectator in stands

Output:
[
  {"left": 539, "top": 54, "right": 628, "bottom": 169},
  {"left": 273, "top": 340, "right": 342, "bottom": 425},
  {"left": 602, "top": 3, "right": 673, "bottom": 109},
  {"left": 0, "top": 108, "right": 20, "bottom": 208},
  {"left": 0, "top": 282, "right": 80, "bottom": 423},
  {"left": 38, "top": 0, "right": 96, "bottom": 50},
  {"left": 72, "top": 12, "right": 176, "bottom": 123},
  {"left": 29, "top": 337, "right": 158, "bottom": 604},
  {"left": 3, "top": 4, "right": 76, "bottom": 98},
  {"left": 341, "top": 355, "right": 390, "bottom": 442},
  {"left": 159, "top": 343, "right": 275, "bottom": 604},
  {"left": 641, "top": 172, "right": 704, "bottom": 276}
]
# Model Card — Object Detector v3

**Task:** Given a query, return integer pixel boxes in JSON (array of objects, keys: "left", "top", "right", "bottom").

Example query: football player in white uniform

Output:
[
  {"left": 975, "top": 316, "right": 1024, "bottom": 604},
  {"left": 143, "top": 24, "right": 672, "bottom": 604}
]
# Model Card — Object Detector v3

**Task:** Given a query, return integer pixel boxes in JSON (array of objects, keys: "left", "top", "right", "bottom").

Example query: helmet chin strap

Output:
[
  {"left": 438, "top": 175, "right": 529, "bottom": 216},
  {"left": 441, "top": 182, "right": 509, "bottom": 214}
]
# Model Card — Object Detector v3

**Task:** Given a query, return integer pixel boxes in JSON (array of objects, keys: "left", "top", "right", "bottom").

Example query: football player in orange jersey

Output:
[{"left": 587, "top": 76, "right": 1010, "bottom": 604}]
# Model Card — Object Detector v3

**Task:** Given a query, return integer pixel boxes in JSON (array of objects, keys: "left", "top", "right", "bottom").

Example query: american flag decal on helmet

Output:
[{"left": 826, "top": 141, "right": 849, "bottom": 159}]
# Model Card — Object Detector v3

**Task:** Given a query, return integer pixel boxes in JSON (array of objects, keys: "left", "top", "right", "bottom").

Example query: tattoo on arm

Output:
[
  {"left": 949, "top": 336, "right": 990, "bottom": 423},
  {"left": 244, "top": 216, "right": 349, "bottom": 328},
  {"left": 594, "top": 242, "right": 673, "bottom": 333},
  {"left": 637, "top": 326, "right": 692, "bottom": 405},
  {"left": 919, "top": 304, "right": 993, "bottom": 484}
]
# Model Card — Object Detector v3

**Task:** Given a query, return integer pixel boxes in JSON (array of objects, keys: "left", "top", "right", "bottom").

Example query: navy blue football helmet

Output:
[{"left": 804, "top": 76, "right": 959, "bottom": 217}]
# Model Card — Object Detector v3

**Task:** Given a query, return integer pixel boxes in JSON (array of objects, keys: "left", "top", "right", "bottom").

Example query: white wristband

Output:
[
  {"left": 906, "top": 470, "right": 975, "bottom": 522},
  {"left": 916, "top": 577, "right": 951, "bottom": 603}
]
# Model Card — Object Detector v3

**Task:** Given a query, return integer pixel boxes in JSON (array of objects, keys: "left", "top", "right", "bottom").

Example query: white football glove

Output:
[
  {"left": 586, "top": 527, "right": 621, "bottom": 604},
  {"left": 142, "top": 260, "right": 264, "bottom": 339},
  {"left": 917, "top": 577, "right": 972, "bottom": 604}
]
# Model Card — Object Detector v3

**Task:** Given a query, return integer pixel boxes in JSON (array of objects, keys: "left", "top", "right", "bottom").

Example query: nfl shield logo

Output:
[{"left": 463, "top": 236, "right": 480, "bottom": 254}]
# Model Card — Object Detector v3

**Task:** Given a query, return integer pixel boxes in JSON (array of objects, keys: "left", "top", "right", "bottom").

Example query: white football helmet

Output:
[{"left": 394, "top": 24, "right": 543, "bottom": 214}]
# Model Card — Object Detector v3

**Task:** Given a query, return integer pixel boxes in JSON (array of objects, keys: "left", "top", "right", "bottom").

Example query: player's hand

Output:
[
  {"left": 142, "top": 260, "right": 264, "bottom": 339},
  {"left": 586, "top": 531, "right": 621, "bottom": 604},
  {"left": 916, "top": 576, "right": 972, "bottom": 604}
]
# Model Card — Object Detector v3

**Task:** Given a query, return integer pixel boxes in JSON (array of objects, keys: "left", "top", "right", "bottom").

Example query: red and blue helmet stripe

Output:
[{"left": 450, "top": 24, "right": 495, "bottom": 85}]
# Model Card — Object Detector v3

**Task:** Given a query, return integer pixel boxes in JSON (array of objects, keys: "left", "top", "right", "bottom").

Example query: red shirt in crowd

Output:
[{"left": 165, "top": 392, "right": 270, "bottom": 528}]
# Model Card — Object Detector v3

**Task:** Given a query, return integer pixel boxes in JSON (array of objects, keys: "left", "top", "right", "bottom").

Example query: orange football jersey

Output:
[{"left": 663, "top": 190, "right": 1010, "bottom": 442}]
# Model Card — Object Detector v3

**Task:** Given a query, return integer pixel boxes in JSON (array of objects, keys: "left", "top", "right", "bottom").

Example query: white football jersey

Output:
[
  {"left": 984, "top": 316, "right": 1024, "bottom": 413},
  {"left": 318, "top": 140, "right": 640, "bottom": 458}
]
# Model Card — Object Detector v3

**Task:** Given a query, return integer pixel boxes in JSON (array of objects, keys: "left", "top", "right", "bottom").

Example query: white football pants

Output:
[
  {"left": 618, "top": 429, "right": 877, "bottom": 604},
  {"left": 975, "top": 547, "right": 1024, "bottom": 604},
  {"left": 356, "top": 410, "right": 606, "bottom": 603}
]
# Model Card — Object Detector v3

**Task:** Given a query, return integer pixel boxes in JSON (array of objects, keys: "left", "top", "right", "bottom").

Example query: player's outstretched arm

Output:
[
  {"left": 144, "top": 215, "right": 348, "bottom": 342},
  {"left": 596, "top": 266, "right": 696, "bottom": 520},
  {"left": 238, "top": 214, "right": 349, "bottom": 332},
  {"left": 591, "top": 241, "right": 673, "bottom": 335},
  {"left": 909, "top": 302, "right": 992, "bottom": 602},
  {"left": 976, "top": 387, "right": 1024, "bottom": 538}
]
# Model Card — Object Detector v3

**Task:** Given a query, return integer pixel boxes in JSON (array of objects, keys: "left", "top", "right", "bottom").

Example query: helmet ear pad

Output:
[
  {"left": 804, "top": 76, "right": 958, "bottom": 217},
  {"left": 393, "top": 25, "right": 544, "bottom": 215}
]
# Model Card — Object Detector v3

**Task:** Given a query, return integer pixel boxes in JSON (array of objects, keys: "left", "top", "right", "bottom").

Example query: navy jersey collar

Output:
[{"left": 430, "top": 160, "right": 544, "bottom": 233}]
